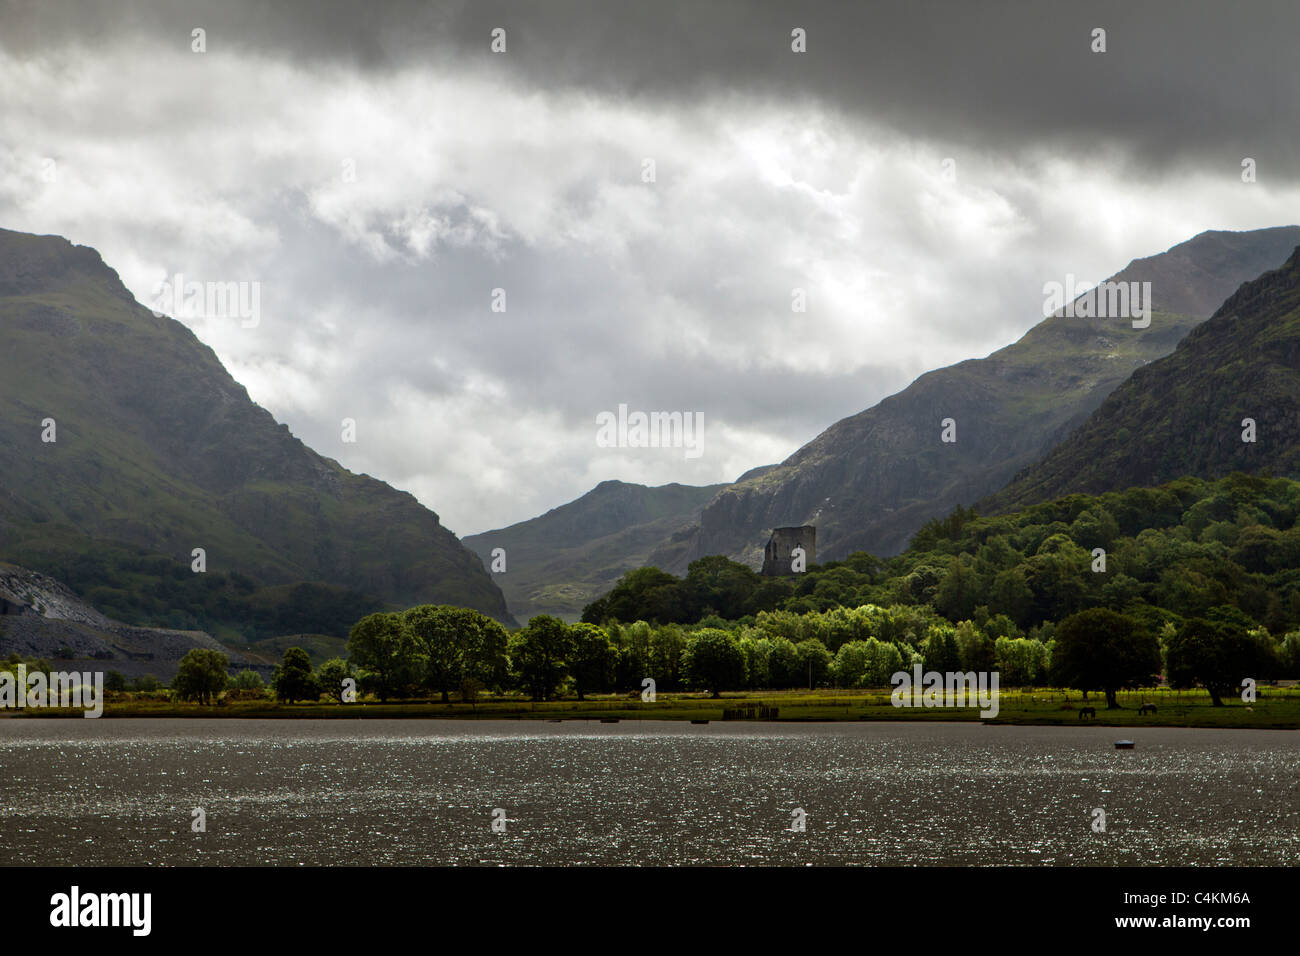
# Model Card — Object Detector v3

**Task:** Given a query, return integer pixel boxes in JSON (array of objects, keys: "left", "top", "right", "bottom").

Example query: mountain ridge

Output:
[
  {"left": 645, "top": 226, "right": 1300, "bottom": 571},
  {"left": 0, "top": 228, "right": 515, "bottom": 634},
  {"left": 981, "top": 244, "right": 1300, "bottom": 511}
]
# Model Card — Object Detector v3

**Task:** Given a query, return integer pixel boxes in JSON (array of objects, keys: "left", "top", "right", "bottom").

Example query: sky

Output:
[{"left": 2, "top": 0, "right": 1298, "bottom": 536}]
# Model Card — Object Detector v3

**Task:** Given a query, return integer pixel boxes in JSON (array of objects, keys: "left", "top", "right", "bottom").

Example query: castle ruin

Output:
[{"left": 761, "top": 525, "right": 816, "bottom": 576}]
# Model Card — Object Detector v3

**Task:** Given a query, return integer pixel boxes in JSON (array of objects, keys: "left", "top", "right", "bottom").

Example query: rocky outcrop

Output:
[{"left": 0, "top": 563, "right": 258, "bottom": 679}]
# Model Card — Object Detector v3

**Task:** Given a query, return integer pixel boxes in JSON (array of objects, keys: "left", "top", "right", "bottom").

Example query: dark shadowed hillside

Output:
[
  {"left": 464, "top": 479, "right": 727, "bottom": 621},
  {"left": 0, "top": 229, "right": 514, "bottom": 636}
]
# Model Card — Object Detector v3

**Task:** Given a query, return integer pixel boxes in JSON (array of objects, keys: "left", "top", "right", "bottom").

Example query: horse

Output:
[
  {"left": 1138, "top": 703, "right": 1157, "bottom": 715},
  {"left": 1078, "top": 707, "right": 1097, "bottom": 720}
]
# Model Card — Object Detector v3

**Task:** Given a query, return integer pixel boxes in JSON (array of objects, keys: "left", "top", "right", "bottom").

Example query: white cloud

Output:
[{"left": 3, "top": 44, "right": 1298, "bottom": 535}]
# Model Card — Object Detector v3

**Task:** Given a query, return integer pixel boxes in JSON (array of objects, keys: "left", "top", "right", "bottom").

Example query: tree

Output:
[
  {"left": 230, "top": 669, "right": 266, "bottom": 691},
  {"left": 988, "top": 567, "right": 1035, "bottom": 628},
  {"left": 923, "top": 626, "right": 962, "bottom": 673},
  {"left": 1165, "top": 617, "right": 1279, "bottom": 706},
  {"left": 794, "top": 639, "right": 832, "bottom": 688},
  {"left": 1023, "top": 546, "right": 1089, "bottom": 625},
  {"left": 172, "top": 648, "right": 229, "bottom": 705},
  {"left": 934, "top": 558, "right": 980, "bottom": 621},
  {"left": 1052, "top": 608, "right": 1161, "bottom": 708},
  {"left": 510, "top": 615, "right": 574, "bottom": 701},
  {"left": 404, "top": 605, "right": 510, "bottom": 703},
  {"left": 684, "top": 555, "right": 772, "bottom": 620},
  {"left": 1281, "top": 631, "right": 1300, "bottom": 678},
  {"left": 315, "top": 658, "right": 352, "bottom": 702},
  {"left": 272, "top": 647, "right": 316, "bottom": 703},
  {"left": 104, "top": 670, "right": 128, "bottom": 692},
  {"left": 954, "top": 620, "right": 995, "bottom": 673},
  {"left": 648, "top": 624, "right": 687, "bottom": 690},
  {"left": 610, "top": 620, "right": 654, "bottom": 689},
  {"left": 568, "top": 623, "right": 617, "bottom": 700},
  {"left": 683, "top": 628, "right": 745, "bottom": 697},
  {"left": 861, "top": 638, "right": 904, "bottom": 686},
  {"left": 994, "top": 637, "right": 1049, "bottom": 686},
  {"left": 766, "top": 636, "right": 801, "bottom": 688},
  {"left": 738, "top": 632, "right": 773, "bottom": 688},
  {"left": 833, "top": 641, "right": 868, "bottom": 687},
  {"left": 346, "top": 611, "right": 420, "bottom": 702},
  {"left": 582, "top": 567, "right": 689, "bottom": 624}
]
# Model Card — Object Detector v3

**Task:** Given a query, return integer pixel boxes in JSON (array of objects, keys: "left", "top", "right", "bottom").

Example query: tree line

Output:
[
  {"left": 145, "top": 599, "right": 1296, "bottom": 709},
  {"left": 137, "top": 474, "right": 1300, "bottom": 708}
]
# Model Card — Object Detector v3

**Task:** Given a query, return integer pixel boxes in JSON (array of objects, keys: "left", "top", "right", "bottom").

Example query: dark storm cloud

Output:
[{"left": 5, "top": 0, "right": 1298, "bottom": 182}]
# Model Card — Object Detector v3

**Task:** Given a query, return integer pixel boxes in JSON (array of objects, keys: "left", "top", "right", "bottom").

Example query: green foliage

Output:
[
  {"left": 783, "top": 476, "right": 1300, "bottom": 636},
  {"left": 922, "top": 625, "right": 962, "bottom": 673},
  {"left": 510, "top": 615, "right": 574, "bottom": 701},
  {"left": 766, "top": 636, "right": 801, "bottom": 688},
  {"left": 582, "top": 557, "right": 790, "bottom": 625},
  {"left": 1282, "top": 631, "right": 1300, "bottom": 676},
  {"left": 568, "top": 623, "right": 617, "bottom": 700},
  {"left": 342, "top": 475, "right": 1300, "bottom": 701},
  {"left": 271, "top": 647, "right": 316, "bottom": 703},
  {"left": 832, "top": 638, "right": 904, "bottom": 687},
  {"left": 994, "top": 636, "right": 1050, "bottom": 686},
  {"left": 346, "top": 612, "right": 419, "bottom": 702},
  {"left": 682, "top": 628, "right": 746, "bottom": 697},
  {"left": 911, "top": 504, "right": 979, "bottom": 551},
  {"left": 230, "top": 669, "right": 265, "bottom": 690},
  {"left": 648, "top": 624, "right": 687, "bottom": 690},
  {"left": 404, "top": 605, "right": 509, "bottom": 703},
  {"left": 794, "top": 639, "right": 833, "bottom": 688},
  {"left": 315, "top": 658, "right": 353, "bottom": 702},
  {"left": 171, "top": 648, "right": 229, "bottom": 704},
  {"left": 1052, "top": 608, "right": 1161, "bottom": 707},
  {"left": 1165, "top": 617, "right": 1280, "bottom": 705}
]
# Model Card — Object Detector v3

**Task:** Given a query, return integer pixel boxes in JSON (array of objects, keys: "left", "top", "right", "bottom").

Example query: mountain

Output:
[
  {"left": 463, "top": 479, "right": 727, "bottom": 622},
  {"left": 981, "top": 245, "right": 1300, "bottom": 512},
  {"left": 646, "top": 226, "right": 1300, "bottom": 570},
  {"left": 0, "top": 228, "right": 514, "bottom": 637}
]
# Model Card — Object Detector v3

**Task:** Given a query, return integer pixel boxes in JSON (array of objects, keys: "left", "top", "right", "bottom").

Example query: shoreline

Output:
[{"left": 4, "top": 690, "right": 1298, "bottom": 729}]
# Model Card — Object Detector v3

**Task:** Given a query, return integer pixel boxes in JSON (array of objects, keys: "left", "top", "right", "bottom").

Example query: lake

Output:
[{"left": 0, "top": 719, "right": 1295, "bottom": 865}]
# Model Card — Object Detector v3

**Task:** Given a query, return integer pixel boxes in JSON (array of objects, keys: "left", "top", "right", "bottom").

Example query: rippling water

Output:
[{"left": 0, "top": 719, "right": 1296, "bottom": 865}]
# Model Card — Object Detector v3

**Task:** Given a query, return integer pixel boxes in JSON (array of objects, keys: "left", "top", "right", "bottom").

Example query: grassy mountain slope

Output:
[
  {"left": 0, "top": 229, "right": 513, "bottom": 636},
  {"left": 464, "top": 479, "right": 726, "bottom": 621},
  {"left": 648, "top": 226, "right": 1300, "bottom": 570},
  {"left": 983, "top": 245, "right": 1300, "bottom": 512}
]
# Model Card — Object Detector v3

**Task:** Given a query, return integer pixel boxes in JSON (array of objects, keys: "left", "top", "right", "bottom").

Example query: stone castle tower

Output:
[{"left": 761, "top": 525, "right": 816, "bottom": 576}]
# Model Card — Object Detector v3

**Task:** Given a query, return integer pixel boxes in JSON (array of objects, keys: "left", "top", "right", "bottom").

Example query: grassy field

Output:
[{"left": 11, "top": 686, "right": 1300, "bottom": 729}]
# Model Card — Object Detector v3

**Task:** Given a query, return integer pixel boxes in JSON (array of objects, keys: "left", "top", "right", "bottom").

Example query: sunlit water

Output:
[{"left": 0, "top": 719, "right": 1295, "bottom": 865}]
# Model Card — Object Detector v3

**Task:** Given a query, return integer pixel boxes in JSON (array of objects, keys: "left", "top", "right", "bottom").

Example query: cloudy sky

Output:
[{"left": 2, "top": 0, "right": 1298, "bottom": 536}]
